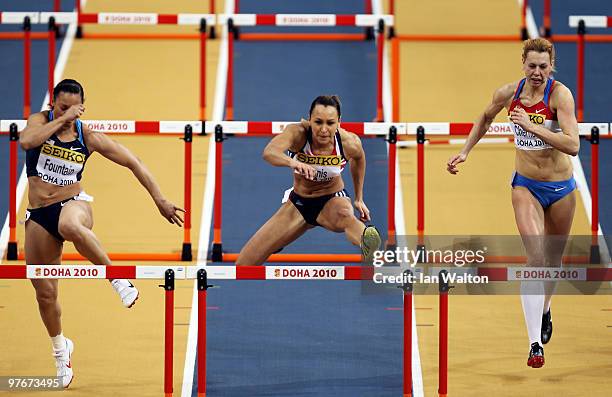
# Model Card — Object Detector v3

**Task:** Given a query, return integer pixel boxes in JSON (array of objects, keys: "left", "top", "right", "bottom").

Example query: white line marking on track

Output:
[
  {"left": 522, "top": 0, "right": 610, "bottom": 265},
  {"left": 181, "top": 0, "right": 232, "bottom": 393},
  {"left": 0, "top": 1, "right": 84, "bottom": 263},
  {"left": 373, "top": 0, "right": 424, "bottom": 394}
]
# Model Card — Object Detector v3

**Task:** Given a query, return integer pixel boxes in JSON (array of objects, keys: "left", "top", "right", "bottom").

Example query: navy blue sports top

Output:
[{"left": 25, "top": 110, "right": 90, "bottom": 186}]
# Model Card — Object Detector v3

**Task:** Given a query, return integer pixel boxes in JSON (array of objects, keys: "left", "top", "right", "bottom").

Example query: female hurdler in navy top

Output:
[
  {"left": 447, "top": 39, "right": 580, "bottom": 368},
  {"left": 19, "top": 79, "right": 185, "bottom": 387},
  {"left": 235, "top": 95, "right": 382, "bottom": 267}
]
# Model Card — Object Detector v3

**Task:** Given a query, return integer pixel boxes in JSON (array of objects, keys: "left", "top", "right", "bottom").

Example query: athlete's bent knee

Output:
[
  {"left": 337, "top": 207, "right": 355, "bottom": 226},
  {"left": 58, "top": 223, "right": 86, "bottom": 243}
]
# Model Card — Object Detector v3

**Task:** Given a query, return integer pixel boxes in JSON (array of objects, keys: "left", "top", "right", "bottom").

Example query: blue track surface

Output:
[
  {"left": 0, "top": 0, "right": 609, "bottom": 394},
  {"left": 232, "top": 41, "right": 378, "bottom": 122},
  {"left": 238, "top": 0, "right": 369, "bottom": 13},
  {"left": 0, "top": 0, "right": 70, "bottom": 238},
  {"left": 237, "top": 0, "right": 369, "bottom": 34},
  {"left": 198, "top": 281, "right": 402, "bottom": 396},
  {"left": 198, "top": 1, "right": 403, "bottom": 396},
  {"left": 530, "top": 0, "right": 612, "bottom": 241}
]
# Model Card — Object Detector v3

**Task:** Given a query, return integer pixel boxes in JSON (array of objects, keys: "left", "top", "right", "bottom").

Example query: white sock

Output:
[
  {"left": 51, "top": 333, "right": 66, "bottom": 351},
  {"left": 543, "top": 262, "right": 561, "bottom": 314},
  {"left": 520, "top": 281, "right": 544, "bottom": 347},
  {"left": 543, "top": 281, "right": 556, "bottom": 313}
]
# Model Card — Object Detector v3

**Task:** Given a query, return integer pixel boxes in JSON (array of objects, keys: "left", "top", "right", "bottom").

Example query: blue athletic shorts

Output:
[{"left": 511, "top": 172, "right": 576, "bottom": 209}]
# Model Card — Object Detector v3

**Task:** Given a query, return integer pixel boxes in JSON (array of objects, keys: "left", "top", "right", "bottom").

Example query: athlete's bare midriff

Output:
[
  {"left": 293, "top": 174, "right": 345, "bottom": 197},
  {"left": 27, "top": 177, "right": 83, "bottom": 209},
  {"left": 515, "top": 145, "right": 573, "bottom": 181}
]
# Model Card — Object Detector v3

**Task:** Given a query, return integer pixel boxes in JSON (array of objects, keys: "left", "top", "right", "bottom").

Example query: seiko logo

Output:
[
  {"left": 296, "top": 153, "right": 342, "bottom": 166},
  {"left": 41, "top": 144, "right": 85, "bottom": 163},
  {"left": 528, "top": 114, "right": 546, "bottom": 125}
]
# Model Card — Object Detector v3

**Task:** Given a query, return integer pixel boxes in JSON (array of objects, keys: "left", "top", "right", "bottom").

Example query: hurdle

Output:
[
  {"left": 0, "top": 0, "right": 64, "bottom": 40},
  {"left": 400, "top": 269, "right": 413, "bottom": 397},
  {"left": 386, "top": 0, "right": 553, "bottom": 42},
  {"left": 3, "top": 263, "right": 609, "bottom": 395},
  {"left": 233, "top": 0, "right": 374, "bottom": 15},
  {"left": 218, "top": 14, "right": 393, "bottom": 121},
  {"left": 567, "top": 16, "right": 612, "bottom": 123},
  {"left": 73, "top": 0, "right": 218, "bottom": 39},
  {"left": 0, "top": 12, "right": 62, "bottom": 118},
  {"left": 206, "top": 120, "right": 405, "bottom": 262},
  {"left": 1, "top": 120, "right": 202, "bottom": 262},
  {"left": 4, "top": 120, "right": 610, "bottom": 263},
  {"left": 231, "top": 0, "right": 378, "bottom": 40},
  {"left": 403, "top": 122, "right": 611, "bottom": 265},
  {"left": 0, "top": 263, "right": 378, "bottom": 396},
  {"left": 0, "top": 11, "right": 215, "bottom": 120},
  {"left": 389, "top": 0, "right": 548, "bottom": 42}
]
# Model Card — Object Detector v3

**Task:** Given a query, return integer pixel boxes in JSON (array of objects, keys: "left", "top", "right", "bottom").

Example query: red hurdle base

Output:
[
  {"left": 239, "top": 32, "right": 367, "bottom": 41},
  {"left": 17, "top": 252, "right": 184, "bottom": 261},
  {"left": 220, "top": 253, "right": 591, "bottom": 264},
  {"left": 221, "top": 253, "right": 362, "bottom": 263}
]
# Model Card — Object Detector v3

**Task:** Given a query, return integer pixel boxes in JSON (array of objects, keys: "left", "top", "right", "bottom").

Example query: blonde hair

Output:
[{"left": 522, "top": 38, "right": 556, "bottom": 68}]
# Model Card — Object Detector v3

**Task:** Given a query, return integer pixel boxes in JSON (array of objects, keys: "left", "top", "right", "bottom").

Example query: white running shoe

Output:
[
  {"left": 53, "top": 337, "right": 74, "bottom": 388},
  {"left": 111, "top": 279, "right": 139, "bottom": 308}
]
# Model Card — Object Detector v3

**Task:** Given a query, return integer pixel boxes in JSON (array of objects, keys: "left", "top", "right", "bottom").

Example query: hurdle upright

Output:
[
  {"left": 206, "top": 120, "right": 405, "bottom": 262},
  {"left": 219, "top": 14, "right": 393, "bottom": 122}
]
